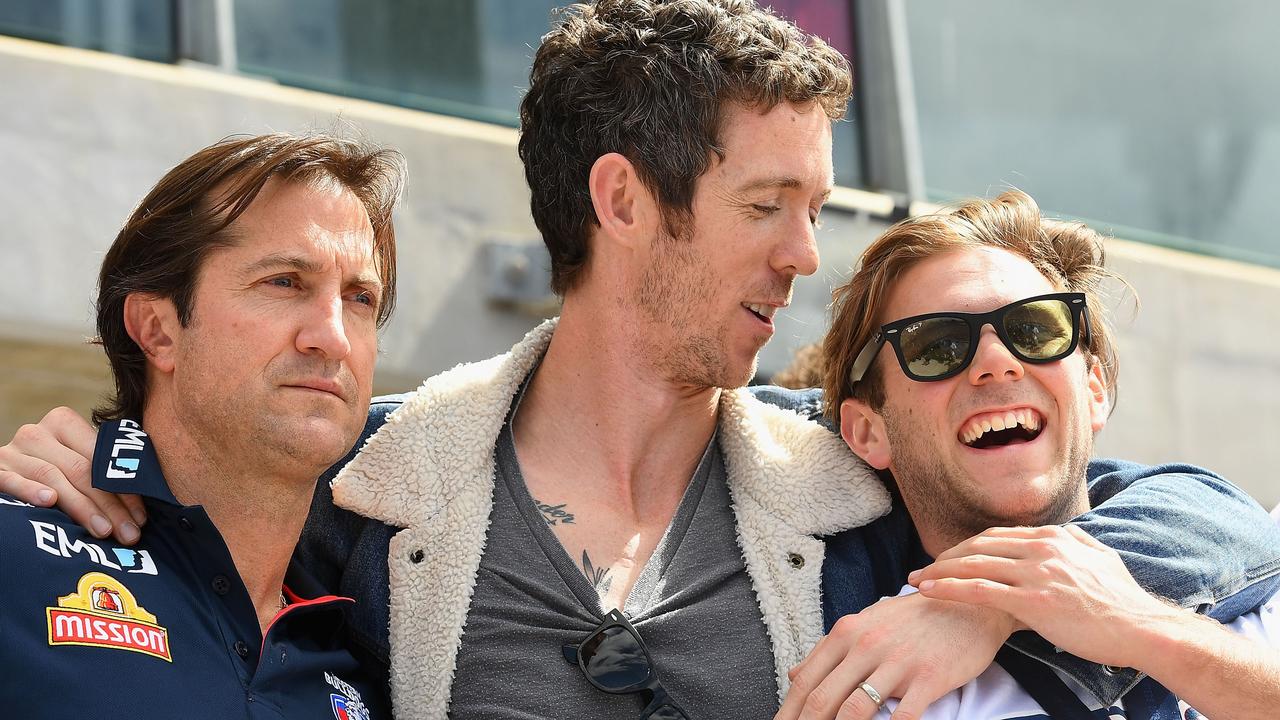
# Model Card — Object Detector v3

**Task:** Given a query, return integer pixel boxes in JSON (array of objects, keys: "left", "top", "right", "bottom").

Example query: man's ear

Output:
[
  {"left": 588, "top": 152, "right": 657, "bottom": 249},
  {"left": 123, "top": 294, "right": 180, "bottom": 374},
  {"left": 1087, "top": 359, "right": 1109, "bottom": 433},
  {"left": 840, "top": 396, "right": 892, "bottom": 470}
]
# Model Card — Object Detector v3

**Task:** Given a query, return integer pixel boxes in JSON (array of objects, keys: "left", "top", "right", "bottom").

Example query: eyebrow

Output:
[
  {"left": 243, "top": 253, "right": 384, "bottom": 293},
  {"left": 734, "top": 176, "right": 833, "bottom": 202}
]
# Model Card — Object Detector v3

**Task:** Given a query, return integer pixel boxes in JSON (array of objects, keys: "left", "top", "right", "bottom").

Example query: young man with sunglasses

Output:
[
  {"left": 4, "top": 4, "right": 1280, "bottom": 720},
  {"left": 810, "top": 190, "right": 1280, "bottom": 719}
]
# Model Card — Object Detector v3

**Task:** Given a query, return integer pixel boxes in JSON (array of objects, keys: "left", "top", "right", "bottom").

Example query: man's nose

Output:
[
  {"left": 770, "top": 210, "right": 820, "bottom": 278},
  {"left": 296, "top": 294, "right": 352, "bottom": 360},
  {"left": 966, "top": 324, "right": 1024, "bottom": 385}
]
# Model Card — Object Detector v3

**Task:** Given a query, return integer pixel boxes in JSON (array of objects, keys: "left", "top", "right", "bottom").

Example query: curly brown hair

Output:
[
  {"left": 519, "top": 0, "right": 852, "bottom": 295},
  {"left": 823, "top": 190, "right": 1127, "bottom": 420}
]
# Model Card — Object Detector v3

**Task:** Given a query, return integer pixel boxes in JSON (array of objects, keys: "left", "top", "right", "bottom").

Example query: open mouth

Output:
[
  {"left": 959, "top": 409, "right": 1045, "bottom": 449},
  {"left": 743, "top": 302, "right": 778, "bottom": 323}
]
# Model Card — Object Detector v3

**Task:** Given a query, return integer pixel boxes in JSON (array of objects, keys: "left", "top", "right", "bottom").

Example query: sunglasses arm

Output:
[{"left": 849, "top": 332, "right": 885, "bottom": 385}]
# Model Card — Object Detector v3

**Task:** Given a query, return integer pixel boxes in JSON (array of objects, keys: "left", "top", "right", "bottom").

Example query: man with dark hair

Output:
[
  {"left": 811, "top": 190, "right": 1279, "bottom": 718},
  {"left": 0, "top": 133, "right": 399, "bottom": 717},
  {"left": 2, "top": 3, "right": 1278, "bottom": 720}
]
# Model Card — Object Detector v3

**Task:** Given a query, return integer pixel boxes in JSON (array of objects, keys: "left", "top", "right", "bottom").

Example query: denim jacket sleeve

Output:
[
  {"left": 749, "top": 385, "right": 1280, "bottom": 704},
  {"left": 1006, "top": 457, "right": 1280, "bottom": 703}
]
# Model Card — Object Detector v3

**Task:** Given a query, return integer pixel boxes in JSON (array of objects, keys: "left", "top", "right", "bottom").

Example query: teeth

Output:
[
  {"left": 744, "top": 303, "right": 778, "bottom": 319},
  {"left": 961, "top": 409, "right": 1043, "bottom": 446}
]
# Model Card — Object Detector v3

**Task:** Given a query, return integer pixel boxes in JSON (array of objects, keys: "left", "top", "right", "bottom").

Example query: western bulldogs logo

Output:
[
  {"left": 326, "top": 672, "right": 370, "bottom": 720},
  {"left": 330, "top": 693, "right": 370, "bottom": 720}
]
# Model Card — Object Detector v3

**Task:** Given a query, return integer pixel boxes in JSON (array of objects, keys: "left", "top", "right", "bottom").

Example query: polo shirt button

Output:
[
  {"left": 211, "top": 575, "right": 231, "bottom": 595},
  {"left": 234, "top": 640, "right": 251, "bottom": 659},
  {"left": 178, "top": 517, "right": 194, "bottom": 531}
]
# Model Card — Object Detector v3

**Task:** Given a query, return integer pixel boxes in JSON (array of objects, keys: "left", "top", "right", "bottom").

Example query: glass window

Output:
[
  {"left": 770, "top": 0, "right": 861, "bottom": 187},
  {"left": 905, "top": 0, "right": 1280, "bottom": 267},
  {"left": 0, "top": 0, "right": 174, "bottom": 63},
  {"left": 233, "top": 0, "right": 861, "bottom": 185},
  {"left": 234, "top": 0, "right": 563, "bottom": 126}
]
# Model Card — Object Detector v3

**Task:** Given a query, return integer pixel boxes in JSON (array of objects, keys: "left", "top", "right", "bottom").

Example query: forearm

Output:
[
  {"left": 1080, "top": 460, "right": 1280, "bottom": 619},
  {"left": 1128, "top": 608, "right": 1280, "bottom": 719}
]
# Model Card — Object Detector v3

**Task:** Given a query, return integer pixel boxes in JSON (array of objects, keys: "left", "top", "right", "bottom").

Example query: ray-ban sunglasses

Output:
[{"left": 849, "top": 292, "right": 1090, "bottom": 384}]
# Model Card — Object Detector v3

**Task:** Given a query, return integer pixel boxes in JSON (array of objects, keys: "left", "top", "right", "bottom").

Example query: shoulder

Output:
[
  {"left": 0, "top": 492, "right": 58, "bottom": 539},
  {"left": 1087, "top": 457, "right": 1226, "bottom": 484},
  {"left": 0, "top": 493, "right": 148, "bottom": 581}
]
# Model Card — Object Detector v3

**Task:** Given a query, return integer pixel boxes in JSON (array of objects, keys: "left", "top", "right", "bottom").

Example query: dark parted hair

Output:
[
  {"left": 93, "top": 132, "right": 405, "bottom": 424},
  {"left": 518, "top": 0, "right": 853, "bottom": 296},
  {"left": 823, "top": 190, "right": 1126, "bottom": 421}
]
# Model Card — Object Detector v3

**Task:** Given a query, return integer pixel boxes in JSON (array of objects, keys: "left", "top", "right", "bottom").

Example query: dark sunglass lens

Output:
[
  {"left": 580, "top": 625, "right": 652, "bottom": 691},
  {"left": 900, "top": 317, "right": 970, "bottom": 378},
  {"left": 1004, "top": 300, "right": 1074, "bottom": 359},
  {"left": 646, "top": 704, "right": 691, "bottom": 720}
]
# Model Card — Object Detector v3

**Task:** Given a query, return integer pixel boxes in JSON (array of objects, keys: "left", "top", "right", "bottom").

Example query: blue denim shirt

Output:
[{"left": 297, "top": 388, "right": 1280, "bottom": 707}]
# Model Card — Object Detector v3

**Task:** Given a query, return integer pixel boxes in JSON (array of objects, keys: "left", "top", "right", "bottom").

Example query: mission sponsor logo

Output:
[
  {"left": 47, "top": 572, "right": 171, "bottom": 662},
  {"left": 105, "top": 419, "right": 148, "bottom": 480}
]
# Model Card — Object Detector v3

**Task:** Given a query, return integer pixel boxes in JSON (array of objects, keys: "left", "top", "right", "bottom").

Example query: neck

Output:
[
  {"left": 513, "top": 302, "right": 721, "bottom": 510},
  {"left": 142, "top": 400, "right": 319, "bottom": 634}
]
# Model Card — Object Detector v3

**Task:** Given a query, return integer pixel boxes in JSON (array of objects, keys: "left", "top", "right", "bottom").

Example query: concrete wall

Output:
[{"left": 2, "top": 37, "right": 1277, "bottom": 508}]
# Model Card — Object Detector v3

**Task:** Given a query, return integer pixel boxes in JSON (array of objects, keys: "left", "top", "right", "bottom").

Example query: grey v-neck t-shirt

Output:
[{"left": 447, "top": 409, "right": 779, "bottom": 718}]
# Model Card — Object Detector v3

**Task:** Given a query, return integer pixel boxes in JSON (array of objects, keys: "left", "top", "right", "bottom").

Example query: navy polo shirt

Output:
[{"left": 0, "top": 419, "right": 388, "bottom": 719}]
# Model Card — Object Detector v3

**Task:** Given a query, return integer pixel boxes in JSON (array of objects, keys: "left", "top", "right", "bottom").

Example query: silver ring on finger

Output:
[{"left": 858, "top": 680, "right": 885, "bottom": 708}]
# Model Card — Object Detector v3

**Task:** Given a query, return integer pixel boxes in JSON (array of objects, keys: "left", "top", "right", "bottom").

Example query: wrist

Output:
[{"left": 1117, "top": 602, "right": 1207, "bottom": 673}]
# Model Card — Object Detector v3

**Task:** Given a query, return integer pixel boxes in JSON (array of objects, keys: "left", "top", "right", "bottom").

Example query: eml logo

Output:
[{"left": 106, "top": 419, "right": 148, "bottom": 479}]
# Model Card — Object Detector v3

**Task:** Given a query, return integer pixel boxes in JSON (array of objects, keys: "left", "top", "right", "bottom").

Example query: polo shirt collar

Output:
[{"left": 92, "top": 418, "right": 179, "bottom": 504}]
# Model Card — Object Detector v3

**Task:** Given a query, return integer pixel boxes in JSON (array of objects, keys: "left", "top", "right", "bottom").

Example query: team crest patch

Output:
[
  {"left": 331, "top": 693, "right": 370, "bottom": 720},
  {"left": 326, "top": 671, "right": 370, "bottom": 720},
  {"left": 46, "top": 572, "right": 172, "bottom": 661}
]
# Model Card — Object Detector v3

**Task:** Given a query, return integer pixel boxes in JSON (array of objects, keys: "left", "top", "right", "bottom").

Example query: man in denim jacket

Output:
[{"left": 783, "top": 190, "right": 1279, "bottom": 718}]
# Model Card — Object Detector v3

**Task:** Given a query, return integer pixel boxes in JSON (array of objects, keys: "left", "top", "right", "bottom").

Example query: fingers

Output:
[
  {"left": 40, "top": 406, "right": 98, "bottom": 462},
  {"left": 833, "top": 666, "right": 900, "bottom": 720},
  {"left": 0, "top": 469, "right": 59, "bottom": 506},
  {"left": 42, "top": 409, "right": 151, "bottom": 532},
  {"left": 1063, "top": 523, "right": 1111, "bottom": 551},
  {"left": 778, "top": 634, "right": 853, "bottom": 720},
  {"left": 930, "top": 525, "right": 1063, "bottom": 563},
  {"left": 915, "top": 576, "right": 1019, "bottom": 612},
  {"left": 909, "top": 555, "right": 1024, "bottom": 588},
  {"left": 0, "top": 414, "right": 144, "bottom": 545}
]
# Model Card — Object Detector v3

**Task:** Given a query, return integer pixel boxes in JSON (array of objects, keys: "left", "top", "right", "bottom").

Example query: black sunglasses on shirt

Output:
[
  {"left": 562, "top": 609, "right": 690, "bottom": 719},
  {"left": 849, "top": 292, "right": 1091, "bottom": 384}
]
